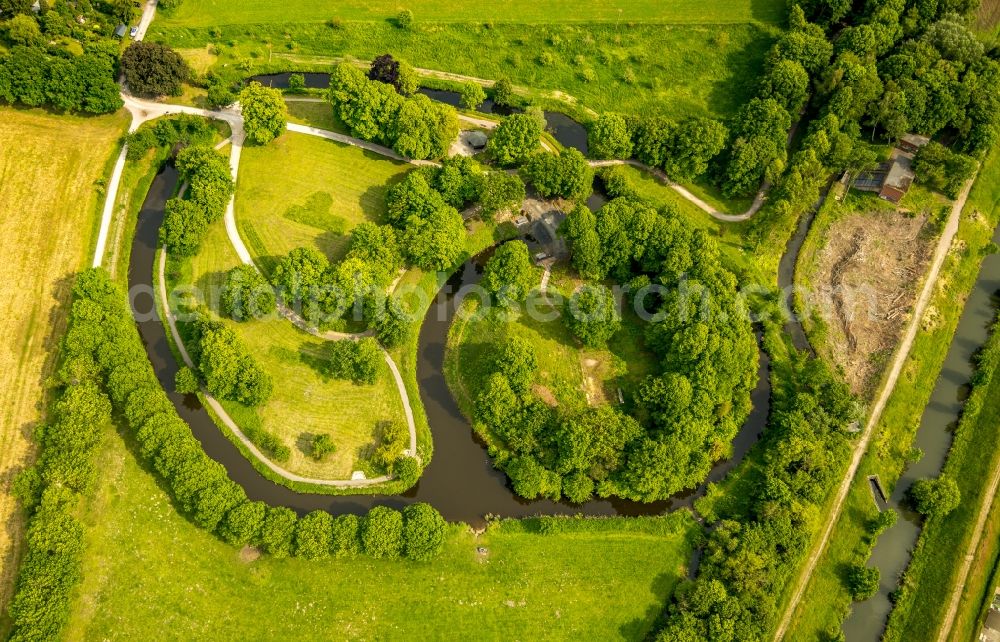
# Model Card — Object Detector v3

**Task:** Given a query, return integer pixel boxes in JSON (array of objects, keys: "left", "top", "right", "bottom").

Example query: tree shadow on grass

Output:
[{"left": 618, "top": 571, "right": 679, "bottom": 640}]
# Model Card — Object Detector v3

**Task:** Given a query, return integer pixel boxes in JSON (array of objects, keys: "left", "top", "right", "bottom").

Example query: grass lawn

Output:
[
  {"left": 156, "top": 0, "right": 786, "bottom": 27},
  {"left": 0, "top": 107, "right": 128, "bottom": 623},
  {"left": 285, "top": 98, "right": 348, "bottom": 133},
  {"left": 235, "top": 131, "right": 410, "bottom": 273},
  {"left": 784, "top": 148, "right": 1000, "bottom": 640},
  {"left": 153, "top": 21, "right": 776, "bottom": 120},
  {"left": 170, "top": 219, "right": 407, "bottom": 480},
  {"left": 65, "top": 424, "right": 699, "bottom": 640}
]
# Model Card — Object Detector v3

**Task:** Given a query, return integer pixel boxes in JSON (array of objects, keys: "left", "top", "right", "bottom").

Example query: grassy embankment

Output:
[
  {"left": 784, "top": 148, "right": 1000, "bottom": 640},
  {"left": 154, "top": 0, "right": 781, "bottom": 120},
  {"left": 0, "top": 107, "right": 128, "bottom": 629}
]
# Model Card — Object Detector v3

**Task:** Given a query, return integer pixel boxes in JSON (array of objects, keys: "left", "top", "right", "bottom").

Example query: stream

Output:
[{"left": 128, "top": 161, "right": 771, "bottom": 526}]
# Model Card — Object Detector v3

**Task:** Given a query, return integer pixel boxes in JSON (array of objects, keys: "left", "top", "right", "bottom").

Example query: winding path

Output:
[
  {"left": 774, "top": 174, "right": 978, "bottom": 641},
  {"left": 588, "top": 159, "right": 767, "bottom": 222}
]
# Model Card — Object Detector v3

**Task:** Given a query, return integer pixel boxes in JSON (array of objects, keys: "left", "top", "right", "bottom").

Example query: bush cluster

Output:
[
  {"left": 328, "top": 61, "right": 457, "bottom": 161},
  {"left": 325, "top": 337, "right": 383, "bottom": 385},
  {"left": 0, "top": 45, "right": 122, "bottom": 113}
]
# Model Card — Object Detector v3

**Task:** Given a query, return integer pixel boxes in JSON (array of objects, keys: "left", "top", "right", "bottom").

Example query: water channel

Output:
[
  {"left": 250, "top": 73, "right": 590, "bottom": 154},
  {"left": 128, "top": 161, "right": 771, "bottom": 526}
]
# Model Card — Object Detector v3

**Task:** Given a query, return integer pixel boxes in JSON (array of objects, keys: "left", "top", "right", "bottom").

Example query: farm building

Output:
[{"left": 851, "top": 135, "right": 930, "bottom": 204}]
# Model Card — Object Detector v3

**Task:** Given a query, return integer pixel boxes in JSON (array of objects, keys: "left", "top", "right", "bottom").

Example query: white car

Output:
[{"left": 129, "top": 26, "right": 139, "bottom": 38}]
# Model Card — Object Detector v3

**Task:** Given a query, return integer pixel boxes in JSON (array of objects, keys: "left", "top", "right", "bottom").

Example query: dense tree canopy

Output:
[
  {"left": 121, "top": 41, "right": 189, "bottom": 98},
  {"left": 482, "top": 240, "right": 536, "bottom": 304},
  {"left": 520, "top": 148, "right": 593, "bottom": 201},
  {"left": 487, "top": 111, "right": 544, "bottom": 166},
  {"left": 239, "top": 82, "right": 287, "bottom": 145}
]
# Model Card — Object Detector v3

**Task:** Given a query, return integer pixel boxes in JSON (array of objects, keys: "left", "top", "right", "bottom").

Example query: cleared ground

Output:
[
  {"left": 0, "top": 107, "right": 127, "bottom": 618},
  {"left": 802, "top": 199, "right": 937, "bottom": 394},
  {"left": 234, "top": 131, "right": 409, "bottom": 272},
  {"left": 65, "top": 427, "right": 698, "bottom": 639},
  {"left": 174, "top": 219, "right": 407, "bottom": 479},
  {"left": 157, "top": 0, "right": 786, "bottom": 27}
]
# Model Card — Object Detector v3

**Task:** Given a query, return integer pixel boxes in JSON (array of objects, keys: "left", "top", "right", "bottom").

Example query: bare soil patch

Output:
[{"left": 808, "top": 210, "right": 933, "bottom": 394}]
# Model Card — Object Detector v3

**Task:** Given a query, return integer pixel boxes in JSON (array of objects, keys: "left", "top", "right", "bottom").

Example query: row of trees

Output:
[
  {"left": 0, "top": 44, "right": 122, "bottom": 113},
  {"left": 16, "top": 269, "right": 443, "bottom": 599},
  {"left": 160, "top": 145, "right": 235, "bottom": 256},
  {"left": 588, "top": 112, "right": 729, "bottom": 183},
  {"left": 656, "top": 354, "right": 859, "bottom": 640},
  {"left": 328, "top": 61, "right": 458, "bottom": 161}
]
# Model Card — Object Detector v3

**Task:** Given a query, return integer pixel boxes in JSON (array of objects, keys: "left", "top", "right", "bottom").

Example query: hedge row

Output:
[{"left": 8, "top": 269, "right": 447, "bottom": 639}]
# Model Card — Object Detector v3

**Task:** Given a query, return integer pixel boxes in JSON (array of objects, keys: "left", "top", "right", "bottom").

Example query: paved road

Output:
[{"left": 774, "top": 174, "right": 978, "bottom": 641}]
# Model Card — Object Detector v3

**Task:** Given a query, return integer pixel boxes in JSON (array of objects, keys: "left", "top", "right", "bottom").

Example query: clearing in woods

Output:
[{"left": 0, "top": 107, "right": 127, "bottom": 620}]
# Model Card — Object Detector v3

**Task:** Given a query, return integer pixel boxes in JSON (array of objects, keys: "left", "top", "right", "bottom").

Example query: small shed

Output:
[
  {"left": 466, "top": 130, "right": 488, "bottom": 150},
  {"left": 878, "top": 155, "right": 915, "bottom": 204},
  {"left": 114, "top": 23, "right": 127, "bottom": 39},
  {"left": 899, "top": 133, "right": 931, "bottom": 155}
]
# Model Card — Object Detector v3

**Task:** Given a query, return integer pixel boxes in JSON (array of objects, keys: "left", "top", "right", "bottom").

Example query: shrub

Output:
[
  {"left": 174, "top": 366, "right": 199, "bottom": 394},
  {"left": 847, "top": 564, "right": 880, "bottom": 601},
  {"left": 908, "top": 476, "right": 961, "bottom": 518},
  {"left": 374, "top": 298, "right": 410, "bottom": 348},
  {"left": 311, "top": 434, "right": 336, "bottom": 461},
  {"left": 360, "top": 506, "right": 404, "bottom": 558},
  {"left": 220, "top": 264, "right": 276, "bottom": 321},
  {"left": 491, "top": 78, "right": 514, "bottom": 107},
  {"left": 396, "top": 8, "right": 414, "bottom": 29},
  {"left": 287, "top": 73, "right": 305, "bottom": 93},
  {"left": 459, "top": 82, "right": 486, "bottom": 110},
  {"left": 373, "top": 421, "right": 408, "bottom": 470},
  {"left": 402, "top": 503, "right": 446, "bottom": 561},
  {"left": 325, "top": 338, "right": 382, "bottom": 385}
]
